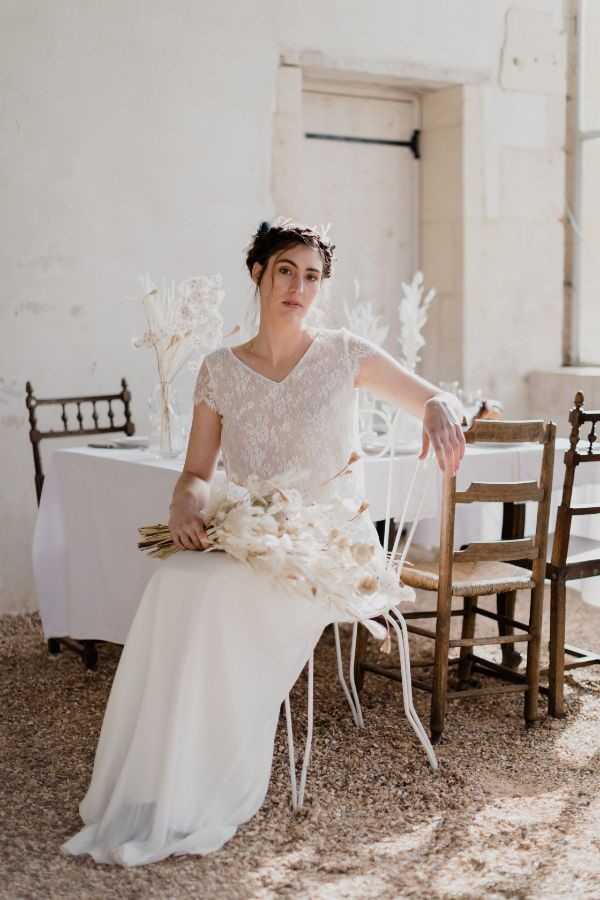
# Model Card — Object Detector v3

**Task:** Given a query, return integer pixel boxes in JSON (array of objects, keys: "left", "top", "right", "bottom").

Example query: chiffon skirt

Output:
[{"left": 61, "top": 551, "right": 334, "bottom": 866}]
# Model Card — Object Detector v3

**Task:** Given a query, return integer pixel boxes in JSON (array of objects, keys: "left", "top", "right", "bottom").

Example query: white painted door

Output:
[{"left": 300, "top": 82, "right": 419, "bottom": 356}]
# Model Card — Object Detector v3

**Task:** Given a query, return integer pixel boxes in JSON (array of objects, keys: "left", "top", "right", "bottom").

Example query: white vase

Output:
[{"left": 148, "top": 381, "right": 185, "bottom": 459}]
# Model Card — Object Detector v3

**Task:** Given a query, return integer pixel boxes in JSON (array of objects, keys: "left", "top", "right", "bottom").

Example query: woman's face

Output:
[{"left": 252, "top": 243, "right": 323, "bottom": 324}]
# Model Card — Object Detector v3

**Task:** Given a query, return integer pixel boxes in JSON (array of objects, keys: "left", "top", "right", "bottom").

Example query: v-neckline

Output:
[{"left": 228, "top": 331, "right": 321, "bottom": 386}]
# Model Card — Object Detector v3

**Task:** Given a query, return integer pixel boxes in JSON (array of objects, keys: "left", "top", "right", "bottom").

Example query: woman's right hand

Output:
[
  {"left": 168, "top": 485, "right": 211, "bottom": 551},
  {"left": 169, "top": 393, "right": 221, "bottom": 551}
]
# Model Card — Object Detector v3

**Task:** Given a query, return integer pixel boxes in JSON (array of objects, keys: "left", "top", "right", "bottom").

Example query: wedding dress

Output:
[{"left": 61, "top": 327, "right": 426, "bottom": 867}]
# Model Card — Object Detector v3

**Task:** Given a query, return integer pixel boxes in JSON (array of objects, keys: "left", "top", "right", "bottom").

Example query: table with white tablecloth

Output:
[{"left": 33, "top": 438, "right": 600, "bottom": 644}]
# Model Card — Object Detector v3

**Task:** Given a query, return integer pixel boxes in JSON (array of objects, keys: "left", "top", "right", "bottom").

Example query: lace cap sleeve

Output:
[
  {"left": 194, "top": 358, "right": 219, "bottom": 413},
  {"left": 342, "top": 328, "right": 382, "bottom": 381}
]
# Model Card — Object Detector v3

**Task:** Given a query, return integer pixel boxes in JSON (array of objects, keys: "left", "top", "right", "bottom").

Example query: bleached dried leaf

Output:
[{"left": 398, "top": 271, "right": 437, "bottom": 372}]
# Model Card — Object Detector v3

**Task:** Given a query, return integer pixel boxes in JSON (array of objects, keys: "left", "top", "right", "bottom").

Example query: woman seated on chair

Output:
[{"left": 62, "top": 218, "right": 465, "bottom": 866}]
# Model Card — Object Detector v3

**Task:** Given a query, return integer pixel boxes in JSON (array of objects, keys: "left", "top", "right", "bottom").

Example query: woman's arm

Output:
[
  {"left": 168, "top": 401, "right": 222, "bottom": 550},
  {"left": 357, "top": 346, "right": 466, "bottom": 475}
]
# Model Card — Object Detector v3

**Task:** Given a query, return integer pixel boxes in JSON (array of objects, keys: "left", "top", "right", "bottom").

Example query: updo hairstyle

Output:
[{"left": 245, "top": 218, "right": 336, "bottom": 297}]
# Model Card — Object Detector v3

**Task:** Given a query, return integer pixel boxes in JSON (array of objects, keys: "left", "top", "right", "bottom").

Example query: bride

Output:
[{"left": 61, "top": 219, "right": 465, "bottom": 866}]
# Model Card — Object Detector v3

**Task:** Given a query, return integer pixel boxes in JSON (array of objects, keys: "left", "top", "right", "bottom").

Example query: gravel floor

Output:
[{"left": 2, "top": 587, "right": 600, "bottom": 900}]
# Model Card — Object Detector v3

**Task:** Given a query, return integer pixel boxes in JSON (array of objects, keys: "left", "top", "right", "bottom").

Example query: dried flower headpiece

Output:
[{"left": 271, "top": 216, "right": 333, "bottom": 243}]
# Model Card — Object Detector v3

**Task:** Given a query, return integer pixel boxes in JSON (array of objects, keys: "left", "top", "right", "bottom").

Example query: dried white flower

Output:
[
  {"left": 344, "top": 278, "right": 389, "bottom": 346},
  {"left": 351, "top": 543, "right": 375, "bottom": 565},
  {"left": 398, "top": 271, "right": 436, "bottom": 372},
  {"left": 357, "top": 575, "right": 378, "bottom": 594}
]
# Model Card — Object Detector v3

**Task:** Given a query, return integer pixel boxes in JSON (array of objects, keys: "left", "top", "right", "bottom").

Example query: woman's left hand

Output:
[{"left": 420, "top": 394, "right": 466, "bottom": 476}]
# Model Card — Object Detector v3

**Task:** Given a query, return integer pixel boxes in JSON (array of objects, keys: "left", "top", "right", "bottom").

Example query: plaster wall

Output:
[
  {"left": 421, "top": 6, "right": 567, "bottom": 409},
  {"left": 1, "top": 0, "right": 567, "bottom": 614}
]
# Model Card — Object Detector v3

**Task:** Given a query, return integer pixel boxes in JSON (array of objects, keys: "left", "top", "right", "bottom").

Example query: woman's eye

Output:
[{"left": 279, "top": 267, "right": 291, "bottom": 275}]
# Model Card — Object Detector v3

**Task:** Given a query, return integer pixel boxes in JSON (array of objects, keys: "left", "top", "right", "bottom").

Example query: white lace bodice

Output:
[{"left": 194, "top": 328, "right": 378, "bottom": 502}]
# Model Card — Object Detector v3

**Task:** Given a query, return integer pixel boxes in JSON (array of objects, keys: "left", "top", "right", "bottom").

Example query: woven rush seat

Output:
[{"left": 402, "top": 559, "right": 535, "bottom": 597}]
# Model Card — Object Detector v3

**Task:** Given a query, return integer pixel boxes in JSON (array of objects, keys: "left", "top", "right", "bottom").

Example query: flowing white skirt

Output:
[{"left": 61, "top": 550, "right": 335, "bottom": 866}]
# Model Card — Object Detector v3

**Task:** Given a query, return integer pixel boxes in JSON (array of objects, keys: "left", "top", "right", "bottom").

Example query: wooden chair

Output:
[
  {"left": 354, "top": 419, "right": 556, "bottom": 742},
  {"left": 519, "top": 392, "right": 600, "bottom": 717},
  {"left": 26, "top": 378, "right": 135, "bottom": 669}
]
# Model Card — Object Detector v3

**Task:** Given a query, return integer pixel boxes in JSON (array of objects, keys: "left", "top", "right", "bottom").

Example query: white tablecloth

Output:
[{"left": 34, "top": 439, "right": 600, "bottom": 643}]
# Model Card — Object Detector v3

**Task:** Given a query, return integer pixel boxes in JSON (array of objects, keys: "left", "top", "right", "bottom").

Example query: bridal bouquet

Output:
[{"left": 138, "top": 460, "right": 408, "bottom": 638}]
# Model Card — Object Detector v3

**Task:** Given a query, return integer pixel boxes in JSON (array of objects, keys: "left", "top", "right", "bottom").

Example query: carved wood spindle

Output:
[
  {"left": 107, "top": 399, "right": 114, "bottom": 427},
  {"left": 588, "top": 420, "right": 597, "bottom": 456},
  {"left": 25, "top": 382, "right": 37, "bottom": 432},
  {"left": 121, "top": 378, "right": 135, "bottom": 436},
  {"left": 568, "top": 392, "right": 584, "bottom": 454},
  {"left": 91, "top": 400, "right": 99, "bottom": 428},
  {"left": 61, "top": 402, "right": 68, "bottom": 431},
  {"left": 76, "top": 401, "right": 83, "bottom": 430}
]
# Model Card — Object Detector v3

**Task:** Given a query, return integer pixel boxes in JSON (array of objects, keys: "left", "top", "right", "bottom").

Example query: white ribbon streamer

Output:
[
  {"left": 348, "top": 622, "right": 365, "bottom": 729},
  {"left": 386, "top": 608, "right": 438, "bottom": 770},
  {"left": 284, "top": 652, "right": 315, "bottom": 811},
  {"left": 333, "top": 623, "right": 362, "bottom": 727}
]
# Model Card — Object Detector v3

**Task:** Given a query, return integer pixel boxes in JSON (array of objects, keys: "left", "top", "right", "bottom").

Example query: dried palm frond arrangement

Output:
[
  {"left": 138, "top": 454, "right": 409, "bottom": 636},
  {"left": 132, "top": 273, "right": 226, "bottom": 456},
  {"left": 133, "top": 273, "right": 226, "bottom": 375}
]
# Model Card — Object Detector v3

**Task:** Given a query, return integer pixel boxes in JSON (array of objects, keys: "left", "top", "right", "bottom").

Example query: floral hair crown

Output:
[{"left": 271, "top": 216, "right": 333, "bottom": 244}]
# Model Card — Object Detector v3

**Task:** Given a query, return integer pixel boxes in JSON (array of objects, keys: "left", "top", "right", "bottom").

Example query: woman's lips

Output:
[{"left": 283, "top": 300, "right": 303, "bottom": 308}]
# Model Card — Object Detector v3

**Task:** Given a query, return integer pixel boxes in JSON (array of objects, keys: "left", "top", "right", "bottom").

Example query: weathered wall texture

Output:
[{"left": 1, "top": 0, "right": 567, "bottom": 614}]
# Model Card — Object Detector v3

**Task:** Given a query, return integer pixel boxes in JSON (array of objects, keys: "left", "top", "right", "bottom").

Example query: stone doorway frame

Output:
[{"left": 271, "top": 50, "right": 486, "bottom": 386}]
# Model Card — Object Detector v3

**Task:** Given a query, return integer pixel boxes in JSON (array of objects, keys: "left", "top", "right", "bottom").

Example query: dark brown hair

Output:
[{"left": 245, "top": 219, "right": 336, "bottom": 295}]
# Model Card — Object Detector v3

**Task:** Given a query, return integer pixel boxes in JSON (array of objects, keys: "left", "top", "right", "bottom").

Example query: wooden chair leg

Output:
[
  {"left": 548, "top": 579, "right": 567, "bottom": 718},
  {"left": 458, "top": 595, "right": 477, "bottom": 683},
  {"left": 497, "top": 590, "right": 522, "bottom": 669},
  {"left": 498, "top": 500, "right": 525, "bottom": 669},
  {"left": 82, "top": 640, "right": 98, "bottom": 671},
  {"left": 430, "top": 590, "right": 452, "bottom": 742},
  {"left": 46, "top": 635, "right": 100, "bottom": 669},
  {"left": 353, "top": 623, "right": 369, "bottom": 694},
  {"left": 525, "top": 583, "right": 544, "bottom": 725}
]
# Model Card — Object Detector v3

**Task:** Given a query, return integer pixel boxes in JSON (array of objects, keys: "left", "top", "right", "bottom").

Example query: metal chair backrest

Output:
[
  {"left": 25, "top": 378, "right": 135, "bottom": 504},
  {"left": 436, "top": 419, "right": 556, "bottom": 596},
  {"left": 551, "top": 391, "right": 600, "bottom": 569}
]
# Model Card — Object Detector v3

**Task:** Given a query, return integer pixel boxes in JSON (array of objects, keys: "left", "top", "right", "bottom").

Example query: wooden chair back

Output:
[
  {"left": 437, "top": 419, "right": 556, "bottom": 598},
  {"left": 551, "top": 392, "right": 600, "bottom": 569},
  {"left": 25, "top": 378, "right": 135, "bottom": 504}
]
